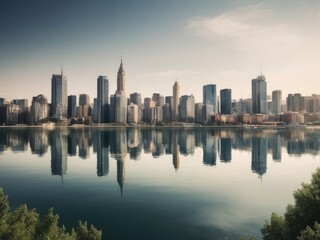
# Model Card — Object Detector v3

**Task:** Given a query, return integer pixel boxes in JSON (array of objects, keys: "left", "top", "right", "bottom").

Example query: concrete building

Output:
[
  {"left": 0, "top": 98, "right": 7, "bottom": 105},
  {"left": 152, "top": 93, "right": 164, "bottom": 107},
  {"left": 155, "top": 106, "right": 163, "bottom": 122},
  {"left": 162, "top": 103, "right": 171, "bottom": 122},
  {"left": 51, "top": 71, "right": 67, "bottom": 120},
  {"left": 114, "top": 93, "right": 127, "bottom": 124},
  {"left": 272, "top": 90, "right": 282, "bottom": 115},
  {"left": 172, "top": 81, "right": 180, "bottom": 121},
  {"left": 97, "top": 76, "right": 109, "bottom": 123},
  {"left": 79, "top": 94, "right": 90, "bottom": 118},
  {"left": 127, "top": 103, "right": 139, "bottom": 124},
  {"left": 11, "top": 99, "right": 28, "bottom": 109},
  {"left": 130, "top": 92, "right": 142, "bottom": 123},
  {"left": 220, "top": 89, "right": 232, "bottom": 114},
  {"left": 143, "top": 97, "right": 156, "bottom": 123},
  {"left": 179, "top": 95, "right": 195, "bottom": 122},
  {"left": 31, "top": 94, "right": 49, "bottom": 124},
  {"left": 0, "top": 104, "right": 20, "bottom": 125},
  {"left": 203, "top": 84, "right": 216, "bottom": 122},
  {"left": 195, "top": 103, "right": 203, "bottom": 123},
  {"left": 67, "top": 95, "right": 77, "bottom": 118},
  {"left": 165, "top": 96, "right": 173, "bottom": 121},
  {"left": 252, "top": 75, "right": 267, "bottom": 114}
]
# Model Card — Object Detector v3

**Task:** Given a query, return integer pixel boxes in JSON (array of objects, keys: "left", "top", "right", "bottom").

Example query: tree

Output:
[
  {"left": 298, "top": 222, "right": 320, "bottom": 240},
  {"left": 0, "top": 187, "right": 102, "bottom": 240},
  {"left": 261, "top": 168, "right": 320, "bottom": 240},
  {"left": 74, "top": 221, "right": 102, "bottom": 240}
]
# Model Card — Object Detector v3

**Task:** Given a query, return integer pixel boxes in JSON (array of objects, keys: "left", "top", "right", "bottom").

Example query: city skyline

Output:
[{"left": 1, "top": 0, "right": 320, "bottom": 103}]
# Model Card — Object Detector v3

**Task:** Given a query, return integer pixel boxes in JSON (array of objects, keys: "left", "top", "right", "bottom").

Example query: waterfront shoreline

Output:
[{"left": 0, "top": 124, "right": 317, "bottom": 130}]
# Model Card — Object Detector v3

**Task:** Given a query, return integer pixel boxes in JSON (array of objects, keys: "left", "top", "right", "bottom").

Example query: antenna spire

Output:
[
  {"left": 121, "top": 52, "right": 123, "bottom": 64},
  {"left": 61, "top": 65, "right": 63, "bottom": 76}
]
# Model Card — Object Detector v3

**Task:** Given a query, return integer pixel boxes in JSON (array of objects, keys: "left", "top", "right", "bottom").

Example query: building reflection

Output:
[
  {"left": 251, "top": 137, "right": 267, "bottom": 176},
  {"left": 272, "top": 134, "right": 282, "bottom": 161},
  {"left": 128, "top": 128, "right": 142, "bottom": 160},
  {"left": 110, "top": 128, "right": 127, "bottom": 195},
  {"left": 50, "top": 129, "right": 68, "bottom": 179},
  {"left": 4, "top": 127, "right": 320, "bottom": 185},
  {"left": 172, "top": 129, "right": 180, "bottom": 171},
  {"left": 202, "top": 130, "right": 217, "bottom": 166},
  {"left": 30, "top": 129, "right": 48, "bottom": 156},
  {"left": 220, "top": 138, "right": 232, "bottom": 162},
  {"left": 96, "top": 131, "right": 110, "bottom": 177}
]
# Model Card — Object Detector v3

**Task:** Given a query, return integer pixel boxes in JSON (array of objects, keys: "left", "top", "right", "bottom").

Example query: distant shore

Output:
[{"left": 1, "top": 124, "right": 318, "bottom": 130}]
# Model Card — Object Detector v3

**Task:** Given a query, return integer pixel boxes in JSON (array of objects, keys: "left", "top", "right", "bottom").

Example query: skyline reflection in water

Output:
[{"left": 0, "top": 127, "right": 320, "bottom": 240}]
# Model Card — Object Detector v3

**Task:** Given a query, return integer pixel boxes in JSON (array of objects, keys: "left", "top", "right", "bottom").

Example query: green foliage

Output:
[
  {"left": 298, "top": 222, "right": 320, "bottom": 240},
  {"left": 0, "top": 187, "right": 102, "bottom": 240},
  {"left": 74, "top": 221, "right": 102, "bottom": 240},
  {"left": 261, "top": 212, "right": 286, "bottom": 240},
  {"left": 261, "top": 168, "right": 320, "bottom": 240}
]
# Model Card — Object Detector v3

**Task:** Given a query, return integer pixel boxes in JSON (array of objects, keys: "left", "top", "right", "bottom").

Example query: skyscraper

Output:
[
  {"left": 51, "top": 71, "right": 67, "bottom": 120},
  {"left": 112, "top": 59, "right": 127, "bottom": 124},
  {"left": 252, "top": 75, "right": 267, "bottom": 114},
  {"left": 220, "top": 89, "right": 232, "bottom": 114},
  {"left": 172, "top": 81, "right": 180, "bottom": 121},
  {"left": 67, "top": 95, "right": 76, "bottom": 118},
  {"left": 203, "top": 84, "right": 216, "bottom": 122},
  {"left": 179, "top": 95, "right": 195, "bottom": 122},
  {"left": 31, "top": 94, "right": 49, "bottom": 124},
  {"left": 79, "top": 94, "right": 90, "bottom": 117},
  {"left": 130, "top": 92, "right": 142, "bottom": 123},
  {"left": 97, "top": 76, "right": 109, "bottom": 123},
  {"left": 116, "top": 59, "right": 125, "bottom": 95},
  {"left": 272, "top": 90, "right": 282, "bottom": 115}
]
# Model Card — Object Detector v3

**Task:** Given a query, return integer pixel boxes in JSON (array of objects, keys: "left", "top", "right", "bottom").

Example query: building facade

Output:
[
  {"left": 31, "top": 94, "right": 49, "bottom": 124},
  {"left": 220, "top": 89, "right": 232, "bottom": 114},
  {"left": 97, "top": 76, "right": 109, "bottom": 123},
  {"left": 179, "top": 95, "right": 195, "bottom": 122},
  {"left": 51, "top": 72, "right": 67, "bottom": 120},
  {"left": 252, "top": 75, "right": 267, "bottom": 114},
  {"left": 272, "top": 90, "right": 282, "bottom": 115},
  {"left": 67, "top": 95, "right": 77, "bottom": 118},
  {"left": 203, "top": 84, "right": 216, "bottom": 122},
  {"left": 172, "top": 81, "right": 180, "bottom": 121}
]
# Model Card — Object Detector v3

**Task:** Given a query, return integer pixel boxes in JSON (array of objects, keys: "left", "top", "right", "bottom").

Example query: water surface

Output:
[{"left": 0, "top": 127, "right": 319, "bottom": 240}]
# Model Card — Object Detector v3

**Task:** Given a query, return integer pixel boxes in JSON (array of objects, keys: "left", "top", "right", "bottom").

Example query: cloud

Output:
[
  {"left": 138, "top": 70, "right": 199, "bottom": 78},
  {"left": 185, "top": 4, "right": 300, "bottom": 52}
]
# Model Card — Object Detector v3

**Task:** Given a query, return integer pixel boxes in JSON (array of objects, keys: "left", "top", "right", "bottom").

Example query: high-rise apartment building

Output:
[
  {"left": 31, "top": 94, "right": 49, "bottom": 124},
  {"left": 252, "top": 75, "right": 267, "bottom": 114},
  {"left": 272, "top": 90, "right": 282, "bottom": 115},
  {"left": 51, "top": 71, "right": 67, "bottom": 120},
  {"left": 130, "top": 92, "right": 142, "bottom": 123},
  {"left": 97, "top": 76, "right": 109, "bottom": 123},
  {"left": 220, "top": 89, "right": 232, "bottom": 114},
  {"left": 79, "top": 94, "right": 90, "bottom": 117},
  {"left": 203, "top": 84, "right": 216, "bottom": 122},
  {"left": 179, "top": 95, "right": 195, "bottom": 122},
  {"left": 67, "top": 95, "right": 77, "bottom": 118}
]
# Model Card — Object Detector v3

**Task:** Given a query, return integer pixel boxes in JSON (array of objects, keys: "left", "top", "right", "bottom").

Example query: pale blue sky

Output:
[{"left": 1, "top": 0, "right": 319, "bottom": 104}]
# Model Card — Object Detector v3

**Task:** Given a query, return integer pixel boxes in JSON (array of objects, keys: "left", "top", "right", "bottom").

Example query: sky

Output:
[{"left": 1, "top": 0, "right": 320, "bottom": 104}]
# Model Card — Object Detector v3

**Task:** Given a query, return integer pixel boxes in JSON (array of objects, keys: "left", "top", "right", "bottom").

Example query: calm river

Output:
[{"left": 0, "top": 127, "right": 319, "bottom": 239}]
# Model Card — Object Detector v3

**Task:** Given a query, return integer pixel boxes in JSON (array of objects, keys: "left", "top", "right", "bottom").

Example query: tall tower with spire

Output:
[
  {"left": 116, "top": 58, "right": 125, "bottom": 95},
  {"left": 111, "top": 57, "right": 127, "bottom": 124},
  {"left": 252, "top": 73, "right": 267, "bottom": 114}
]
